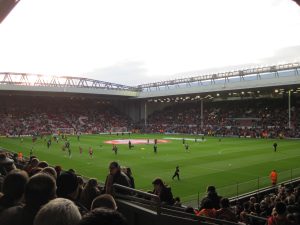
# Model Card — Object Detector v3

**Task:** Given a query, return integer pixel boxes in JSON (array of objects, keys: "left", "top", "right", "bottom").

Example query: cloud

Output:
[
  {"left": 259, "top": 45, "right": 300, "bottom": 65},
  {"left": 86, "top": 45, "right": 300, "bottom": 86},
  {"left": 87, "top": 61, "right": 148, "bottom": 86}
]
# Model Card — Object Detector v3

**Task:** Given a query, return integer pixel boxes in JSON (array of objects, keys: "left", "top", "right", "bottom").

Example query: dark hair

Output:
[
  {"left": 220, "top": 198, "right": 230, "bottom": 208},
  {"left": 152, "top": 178, "right": 164, "bottom": 186},
  {"left": 275, "top": 202, "right": 286, "bottom": 215},
  {"left": 79, "top": 208, "right": 127, "bottom": 225},
  {"left": 207, "top": 186, "right": 216, "bottom": 193},
  {"left": 109, "top": 161, "right": 120, "bottom": 169},
  {"left": 3, "top": 169, "right": 29, "bottom": 199},
  {"left": 37, "top": 161, "right": 49, "bottom": 168},
  {"left": 56, "top": 171, "right": 79, "bottom": 197},
  {"left": 54, "top": 165, "right": 62, "bottom": 177},
  {"left": 25, "top": 173, "right": 56, "bottom": 208}
]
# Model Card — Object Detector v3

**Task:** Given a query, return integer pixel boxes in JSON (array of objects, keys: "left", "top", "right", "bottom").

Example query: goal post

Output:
[
  {"left": 110, "top": 127, "right": 128, "bottom": 133},
  {"left": 55, "top": 128, "right": 75, "bottom": 135}
]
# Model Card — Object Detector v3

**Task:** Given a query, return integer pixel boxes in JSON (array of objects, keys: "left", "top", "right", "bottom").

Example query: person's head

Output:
[
  {"left": 33, "top": 198, "right": 81, "bottom": 225},
  {"left": 152, "top": 178, "right": 165, "bottom": 192},
  {"left": 0, "top": 153, "right": 16, "bottom": 175},
  {"left": 41, "top": 167, "right": 57, "bottom": 180},
  {"left": 37, "top": 161, "right": 49, "bottom": 168},
  {"left": 25, "top": 173, "right": 56, "bottom": 208},
  {"left": 79, "top": 208, "right": 127, "bottom": 225},
  {"left": 275, "top": 202, "right": 287, "bottom": 216},
  {"left": 250, "top": 196, "right": 256, "bottom": 204},
  {"left": 78, "top": 176, "right": 84, "bottom": 187},
  {"left": 54, "top": 165, "right": 62, "bottom": 177},
  {"left": 2, "top": 169, "right": 29, "bottom": 200},
  {"left": 29, "top": 167, "right": 43, "bottom": 176},
  {"left": 56, "top": 171, "right": 79, "bottom": 199},
  {"left": 207, "top": 186, "right": 216, "bottom": 193},
  {"left": 91, "top": 194, "right": 117, "bottom": 210},
  {"left": 86, "top": 178, "right": 98, "bottom": 188},
  {"left": 109, "top": 162, "right": 120, "bottom": 176},
  {"left": 254, "top": 203, "right": 260, "bottom": 212},
  {"left": 220, "top": 198, "right": 230, "bottom": 208},
  {"left": 260, "top": 201, "right": 267, "bottom": 211},
  {"left": 68, "top": 168, "right": 76, "bottom": 174},
  {"left": 30, "top": 158, "right": 39, "bottom": 167}
]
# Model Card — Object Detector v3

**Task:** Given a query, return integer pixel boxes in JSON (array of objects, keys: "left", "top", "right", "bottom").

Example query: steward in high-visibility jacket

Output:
[{"left": 269, "top": 169, "right": 278, "bottom": 186}]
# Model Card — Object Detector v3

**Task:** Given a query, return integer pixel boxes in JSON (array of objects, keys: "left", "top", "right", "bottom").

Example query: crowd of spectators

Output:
[
  {"left": 145, "top": 98, "right": 300, "bottom": 138},
  {"left": 0, "top": 151, "right": 130, "bottom": 225},
  {"left": 0, "top": 96, "right": 132, "bottom": 136},
  {"left": 193, "top": 184, "right": 300, "bottom": 225},
  {"left": 1, "top": 95, "right": 299, "bottom": 139}
]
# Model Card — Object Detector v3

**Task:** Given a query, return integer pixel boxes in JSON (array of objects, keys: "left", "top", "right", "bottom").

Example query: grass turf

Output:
[{"left": 0, "top": 134, "right": 299, "bottom": 203}]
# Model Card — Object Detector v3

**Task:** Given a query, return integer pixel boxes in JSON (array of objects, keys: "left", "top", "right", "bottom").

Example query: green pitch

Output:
[{"left": 1, "top": 134, "right": 300, "bottom": 204}]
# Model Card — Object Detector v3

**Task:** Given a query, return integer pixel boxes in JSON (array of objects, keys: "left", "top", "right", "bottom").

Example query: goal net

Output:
[
  {"left": 110, "top": 127, "right": 128, "bottom": 132},
  {"left": 55, "top": 128, "right": 75, "bottom": 135}
]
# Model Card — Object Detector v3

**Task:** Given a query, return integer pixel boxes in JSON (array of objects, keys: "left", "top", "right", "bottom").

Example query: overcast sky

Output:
[{"left": 1, "top": 0, "right": 300, "bottom": 85}]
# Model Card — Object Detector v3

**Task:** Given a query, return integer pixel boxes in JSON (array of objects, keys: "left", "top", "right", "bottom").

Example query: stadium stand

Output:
[
  {"left": 144, "top": 98, "right": 300, "bottom": 138},
  {"left": 0, "top": 95, "right": 132, "bottom": 136}
]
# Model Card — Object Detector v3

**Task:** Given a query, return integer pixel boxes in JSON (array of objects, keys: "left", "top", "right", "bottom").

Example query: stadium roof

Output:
[
  {"left": 0, "top": 0, "right": 20, "bottom": 23},
  {"left": 0, "top": 62, "right": 299, "bottom": 99}
]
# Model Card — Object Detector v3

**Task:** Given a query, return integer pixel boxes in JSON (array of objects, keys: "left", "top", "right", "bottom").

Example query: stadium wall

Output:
[{"left": 112, "top": 100, "right": 174, "bottom": 122}]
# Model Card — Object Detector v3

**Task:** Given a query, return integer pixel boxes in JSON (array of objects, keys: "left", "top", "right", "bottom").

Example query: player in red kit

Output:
[{"left": 89, "top": 146, "right": 93, "bottom": 158}]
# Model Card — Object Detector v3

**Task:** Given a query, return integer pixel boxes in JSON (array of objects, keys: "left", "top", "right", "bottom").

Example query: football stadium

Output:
[{"left": 1, "top": 1, "right": 300, "bottom": 225}]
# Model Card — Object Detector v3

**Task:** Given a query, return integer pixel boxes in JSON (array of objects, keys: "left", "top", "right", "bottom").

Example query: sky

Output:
[{"left": 1, "top": 0, "right": 300, "bottom": 85}]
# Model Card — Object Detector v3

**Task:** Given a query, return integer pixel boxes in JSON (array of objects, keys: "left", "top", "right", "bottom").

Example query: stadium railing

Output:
[
  {"left": 182, "top": 167, "right": 300, "bottom": 208},
  {"left": 113, "top": 184, "right": 240, "bottom": 225}
]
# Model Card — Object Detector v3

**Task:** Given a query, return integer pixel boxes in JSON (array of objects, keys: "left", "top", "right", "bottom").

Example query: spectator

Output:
[
  {"left": 0, "top": 169, "right": 29, "bottom": 213},
  {"left": 41, "top": 167, "right": 57, "bottom": 180},
  {"left": 54, "top": 165, "right": 62, "bottom": 177},
  {"left": 151, "top": 178, "right": 174, "bottom": 205},
  {"left": 104, "top": 162, "right": 131, "bottom": 195},
  {"left": 91, "top": 194, "right": 117, "bottom": 210},
  {"left": 125, "top": 167, "right": 135, "bottom": 189},
  {"left": 197, "top": 198, "right": 216, "bottom": 218},
  {"left": 79, "top": 178, "right": 101, "bottom": 210},
  {"left": 268, "top": 202, "right": 291, "bottom": 225},
  {"left": 33, "top": 198, "right": 81, "bottom": 225},
  {"left": 174, "top": 197, "right": 182, "bottom": 207},
  {"left": 240, "top": 201, "right": 251, "bottom": 223},
  {"left": 24, "top": 158, "right": 39, "bottom": 175},
  {"left": 0, "top": 153, "right": 16, "bottom": 176},
  {"left": 79, "top": 208, "right": 127, "bottom": 225},
  {"left": 215, "top": 198, "right": 238, "bottom": 222},
  {"left": 77, "top": 176, "right": 85, "bottom": 201},
  {"left": 0, "top": 173, "right": 56, "bottom": 225},
  {"left": 56, "top": 171, "right": 88, "bottom": 215},
  {"left": 37, "top": 161, "right": 48, "bottom": 169},
  {"left": 201, "top": 186, "right": 221, "bottom": 210}
]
